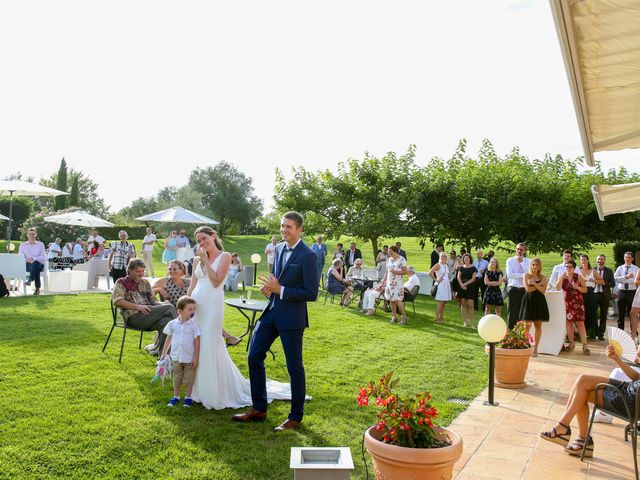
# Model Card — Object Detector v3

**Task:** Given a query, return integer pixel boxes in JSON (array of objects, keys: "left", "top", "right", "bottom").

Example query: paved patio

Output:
[{"left": 452, "top": 339, "right": 638, "bottom": 480}]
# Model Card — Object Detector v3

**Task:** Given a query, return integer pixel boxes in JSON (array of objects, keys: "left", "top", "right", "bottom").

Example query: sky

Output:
[{"left": 1, "top": 0, "right": 638, "bottom": 213}]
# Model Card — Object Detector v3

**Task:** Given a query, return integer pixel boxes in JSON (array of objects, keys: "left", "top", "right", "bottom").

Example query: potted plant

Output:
[
  {"left": 485, "top": 320, "right": 533, "bottom": 389},
  {"left": 357, "top": 371, "right": 463, "bottom": 480}
]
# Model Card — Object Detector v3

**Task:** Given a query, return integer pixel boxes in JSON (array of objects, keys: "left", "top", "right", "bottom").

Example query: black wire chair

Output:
[
  {"left": 403, "top": 285, "right": 420, "bottom": 316},
  {"left": 103, "top": 299, "right": 149, "bottom": 363}
]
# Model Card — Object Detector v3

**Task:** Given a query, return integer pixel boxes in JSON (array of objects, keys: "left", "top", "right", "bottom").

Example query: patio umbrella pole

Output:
[{"left": 6, "top": 191, "right": 14, "bottom": 249}]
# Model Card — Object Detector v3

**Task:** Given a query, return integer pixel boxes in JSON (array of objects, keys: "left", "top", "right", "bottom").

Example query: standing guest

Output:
[
  {"left": 109, "top": 230, "right": 137, "bottom": 282},
  {"left": 311, "top": 235, "right": 328, "bottom": 274},
  {"left": 376, "top": 245, "right": 390, "bottom": 265},
  {"left": 327, "top": 259, "right": 352, "bottom": 306},
  {"left": 556, "top": 260, "right": 590, "bottom": 354},
  {"left": 112, "top": 258, "right": 176, "bottom": 355},
  {"left": 506, "top": 243, "right": 531, "bottom": 329},
  {"left": 86, "top": 228, "right": 105, "bottom": 252},
  {"left": 363, "top": 266, "right": 420, "bottom": 316},
  {"left": 380, "top": 245, "right": 408, "bottom": 325},
  {"left": 47, "top": 237, "right": 63, "bottom": 270},
  {"left": 483, "top": 257, "right": 504, "bottom": 316},
  {"left": 472, "top": 249, "right": 489, "bottom": 311},
  {"left": 71, "top": 238, "right": 86, "bottom": 264},
  {"left": 332, "top": 243, "right": 345, "bottom": 262},
  {"left": 431, "top": 243, "right": 444, "bottom": 268},
  {"left": 224, "top": 253, "right": 245, "bottom": 291},
  {"left": 614, "top": 251, "right": 639, "bottom": 333},
  {"left": 629, "top": 269, "right": 640, "bottom": 342},
  {"left": 457, "top": 253, "right": 477, "bottom": 328},
  {"left": 395, "top": 242, "right": 407, "bottom": 260},
  {"left": 428, "top": 252, "right": 452, "bottom": 323},
  {"left": 345, "top": 242, "right": 362, "bottom": 270},
  {"left": 451, "top": 254, "right": 464, "bottom": 305},
  {"left": 162, "top": 230, "right": 178, "bottom": 264},
  {"left": 486, "top": 250, "right": 495, "bottom": 261},
  {"left": 520, "top": 258, "right": 549, "bottom": 356},
  {"left": 264, "top": 235, "right": 278, "bottom": 274},
  {"left": 548, "top": 250, "right": 574, "bottom": 291},
  {"left": 141, "top": 227, "right": 157, "bottom": 278},
  {"left": 447, "top": 250, "right": 457, "bottom": 281},
  {"left": 19, "top": 227, "right": 46, "bottom": 295},
  {"left": 593, "top": 255, "right": 615, "bottom": 341},
  {"left": 579, "top": 254, "right": 599, "bottom": 339},
  {"left": 177, "top": 230, "right": 191, "bottom": 248}
]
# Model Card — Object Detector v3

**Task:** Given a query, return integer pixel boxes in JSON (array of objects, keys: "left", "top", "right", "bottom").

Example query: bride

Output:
[{"left": 187, "top": 226, "right": 292, "bottom": 409}]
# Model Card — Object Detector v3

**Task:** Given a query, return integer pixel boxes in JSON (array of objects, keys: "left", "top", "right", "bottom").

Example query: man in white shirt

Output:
[
  {"left": 614, "top": 251, "right": 640, "bottom": 332},
  {"left": 72, "top": 238, "right": 86, "bottom": 264},
  {"left": 264, "top": 236, "right": 278, "bottom": 274},
  {"left": 506, "top": 243, "right": 531, "bottom": 328},
  {"left": 86, "top": 229, "right": 105, "bottom": 252},
  {"left": 141, "top": 227, "right": 157, "bottom": 278},
  {"left": 548, "top": 250, "right": 574, "bottom": 291},
  {"left": 47, "top": 237, "right": 63, "bottom": 269}
]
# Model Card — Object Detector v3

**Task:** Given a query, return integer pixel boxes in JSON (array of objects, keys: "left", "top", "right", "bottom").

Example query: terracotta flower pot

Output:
[
  {"left": 485, "top": 345, "right": 533, "bottom": 389},
  {"left": 364, "top": 425, "right": 463, "bottom": 480}
]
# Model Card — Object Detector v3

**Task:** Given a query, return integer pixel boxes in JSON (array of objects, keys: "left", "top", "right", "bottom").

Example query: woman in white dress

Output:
[
  {"left": 428, "top": 252, "right": 452, "bottom": 324},
  {"left": 187, "top": 226, "right": 291, "bottom": 410}
]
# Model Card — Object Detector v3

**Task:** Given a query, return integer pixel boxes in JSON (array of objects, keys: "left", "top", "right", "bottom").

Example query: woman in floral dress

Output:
[
  {"left": 381, "top": 245, "right": 408, "bottom": 325},
  {"left": 555, "top": 260, "right": 590, "bottom": 354}
]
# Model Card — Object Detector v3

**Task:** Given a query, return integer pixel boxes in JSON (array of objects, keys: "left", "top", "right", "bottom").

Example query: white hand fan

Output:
[{"left": 607, "top": 327, "right": 637, "bottom": 362}]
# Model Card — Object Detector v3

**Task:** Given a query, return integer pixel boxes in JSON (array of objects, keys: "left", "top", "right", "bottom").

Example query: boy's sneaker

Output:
[
  {"left": 183, "top": 398, "right": 193, "bottom": 407},
  {"left": 167, "top": 397, "right": 180, "bottom": 407}
]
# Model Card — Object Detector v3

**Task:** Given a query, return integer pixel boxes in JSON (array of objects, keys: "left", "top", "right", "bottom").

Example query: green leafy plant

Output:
[{"left": 497, "top": 320, "right": 533, "bottom": 349}]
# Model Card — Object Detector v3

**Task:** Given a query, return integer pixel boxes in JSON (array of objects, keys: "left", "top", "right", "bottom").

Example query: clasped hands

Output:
[{"left": 258, "top": 273, "right": 281, "bottom": 297}]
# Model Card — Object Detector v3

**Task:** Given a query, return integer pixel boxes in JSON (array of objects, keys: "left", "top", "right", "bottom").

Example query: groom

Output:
[{"left": 232, "top": 211, "right": 319, "bottom": 431}]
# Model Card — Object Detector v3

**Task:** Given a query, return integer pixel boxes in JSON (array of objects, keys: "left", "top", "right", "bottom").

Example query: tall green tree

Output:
[
  {"left": 41, "top": 167, "right": 110, "bottom": 217},
  {"left": 54, "top": 158, "right": 68, "bottom": 211},
  {"left": 69, "top": 176, "right": 79, "bottom": 207}
]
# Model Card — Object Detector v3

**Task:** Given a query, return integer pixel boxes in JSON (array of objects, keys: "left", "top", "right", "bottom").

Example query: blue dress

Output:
[
  {"left": 162, "top": 237, "right": 178, "bottom": 263},
  {"left": 327, "top": 267, "right": 344, "bottom": 294}
]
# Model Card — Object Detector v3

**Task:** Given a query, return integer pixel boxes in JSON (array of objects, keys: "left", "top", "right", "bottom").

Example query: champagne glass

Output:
[
  {"left": 246, "top": 290, "right": 252, "bottom": 303},
  {"left": 240, "top": 293, "right": 246, "bottom": 303}
]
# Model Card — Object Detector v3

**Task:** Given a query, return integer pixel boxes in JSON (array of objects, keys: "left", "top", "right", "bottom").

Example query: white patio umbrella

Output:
[
  {"left": 135, "top": 206, "right": 219, "bottom": 224},
  {"left": 0, "top": 179, "right": 69, "bottom": 243},
  {"left": 44, "top": 209, "right": 114, "bottom": 228}
]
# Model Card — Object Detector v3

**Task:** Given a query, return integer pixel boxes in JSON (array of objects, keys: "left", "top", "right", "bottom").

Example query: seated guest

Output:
[
  {"left": 94, "top": 244, "right": 109, "bottom": 259},
  {"left": 327, "top": 259, "right": 353, "bottom": 307},
  {"left": 47, "top": 237, "right": 63, "bottom": 270},
  {"left": 150, "top": 260, "right": 241, "bottom": 351},
  {"left": 62, "top": 239, "right": 76, "bottom": 266},
  {"left": 112, "top": 259, "right": 177, "bottom": 355},
  {"left": 86, "top": 228, "right": 105, "bottom": 252},
  {"left": 343, "top": 258, "right": 364, "bottom": 306},
  {"left": 89, "top": 241, "right": 100, "bottom": 257},
  {"left": 109, "top": 230, "right": 137, "bottom": 282},
  {"left": 363, "top": 266, "right": 419, "bottom": 316},
  {"left": 224, "top": 253, "right": 245, "bottom": 291},
  {"left": 71, "top": 238, "right": 87, "bottom": 264},
  {"left": 19, "top": 227, "right": 46, "bottom": 295}
]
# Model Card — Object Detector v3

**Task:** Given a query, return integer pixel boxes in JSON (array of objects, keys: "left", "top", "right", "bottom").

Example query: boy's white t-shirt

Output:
[{"left": 163, "top": 317, "right": 201, "bottom": 363}]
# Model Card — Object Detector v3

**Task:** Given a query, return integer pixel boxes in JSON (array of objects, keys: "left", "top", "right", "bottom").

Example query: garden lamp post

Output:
[
  {"left": 478, "top": 314, "right": 507, "bottom": 406},
  {"left": 251, "top": 253, "right": 261, "bottom": 286}
]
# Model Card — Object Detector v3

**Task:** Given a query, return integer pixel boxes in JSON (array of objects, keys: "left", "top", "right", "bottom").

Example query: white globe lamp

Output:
[
  {"left": 250, "top": 253, "right": 262, "bottom": 285},
  {"left": 478, "top": 314, "right": 507, "bottom": 406}
]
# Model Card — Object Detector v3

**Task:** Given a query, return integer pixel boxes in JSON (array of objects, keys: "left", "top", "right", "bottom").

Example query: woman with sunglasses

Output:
[{"left": 556, "top": 260, "right": 590, "bottom": 354}]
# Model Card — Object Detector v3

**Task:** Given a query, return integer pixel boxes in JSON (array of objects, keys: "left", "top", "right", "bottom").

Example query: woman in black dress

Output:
[
  {"left": 483, "top": 257, "right": 504, "bottom": 316},
  {"left": 540, "top": 344, "right": 640, "bottom": 458},
  {"left": 519, "top": 258, "right": 549, "bottom": 356},
  {"left": 457, "top": 253, "right": 477, "bottom": 328}
]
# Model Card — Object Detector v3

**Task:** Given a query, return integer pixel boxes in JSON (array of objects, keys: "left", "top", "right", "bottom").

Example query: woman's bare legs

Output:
[
  {"left": 390, "top": 301, "right": 398, "bottom": 322},
  {"left": 464, "top": 299, "right": 475, "bottom": 327},
  {"left": 495, "top": 306, "right": 502, "bottom": 316},
  {"left": 566, "top": 320, "right": 575, "bottom": 349},
  {"left": 577, "top": 322, "right": 589, "bottom": 353},
  {"left": 631, "top": 307, "right": 640, "bottom": 339},
  {"left": 526, "top": 321, "right": 543, "bottom": 355},
  {"left": 436, "top": 301, "right": 446, "bottom": 323}
]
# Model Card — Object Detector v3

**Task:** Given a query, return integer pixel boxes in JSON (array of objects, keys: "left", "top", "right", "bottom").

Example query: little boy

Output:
[{"left": 160, "top": 295, "right": 201, "bottom": 407}]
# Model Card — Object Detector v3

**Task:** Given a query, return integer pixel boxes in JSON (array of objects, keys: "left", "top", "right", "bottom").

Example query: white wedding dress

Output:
[{"left": 191, "top": 255, "right": 292, "bottom": 409}]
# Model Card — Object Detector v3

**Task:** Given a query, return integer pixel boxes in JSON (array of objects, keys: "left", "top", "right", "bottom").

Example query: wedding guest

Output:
[
  {"left": 376, "top": 245, "right": 390, "bottom": 265},
  {"left": 431, "top": 243, "right": 444, "bottom": 268},
  {"left": 71, "top": 238, "right": 86, "bottom": 264},
  {"left": 94, "top": 244, "right": 108, "bottom": 259},
  {"left": 594, "top": 255, "right": 615, "bottom": 341},
  {"left": 556, "top": 260, "right": 590, "bottom": 354},
  {"left": 384, "top": 245, "right": 409, "bottom": 325},
  {"left": 264, "top": 235, "right": 278, "bottom": 274},
  {"left": 395, "top": 242, "right": 407, "bottom": 260},
  {"left": 428, "top": 252, "right": 452, "bottom": 323},
  {"left": 473, "top": 249, "right": 489, "bottom": 311},
  {"left": 177, "top": 230, "right": 191, "bottom": 248},
  {"left": 447, "top": 250, "right": 457, "bottom": 281},
  {"left": 141, "top": 226, "right": 157, "bottom": 278},
  {"left": 548, "top": 250, "right": 574, "bottom": 291},
  {"left": 486, "top": 250, "right": 495, "bottom": 261},
  {"left": 364, "top": 261, "right": 415, "bottom": 324},
  {"left": 88, "top": 241, "right": 100, "bottom": 257},
  {"left": 614, "top": 251, "right": 639, "bottom": 333},
  {"left": 311, "top": 235, "right": 328, "bottom": 274},
  {"left": 483, "top": 257, "right": 504, "bottom": 316},
  {"left": 224, "top": 253, "right": 245, "bottom": 291},
  {"left": 344, "top": 258, "right": 364, "bottom": 306},
  {"left": 629, "top": 268, "right": 640, "bottom": 342},
  {"left": 62, "top": 239, "right": 75, "bottom": 266},
  {"left": 332, "top": 243, "right": 344, "bottom": 262},
  {"left": 506, "top": 243, "right": 531, "bottom": 329},
  {"left": 161, "top": 295, "right": 201, "bottom": 407},
  {"left": 47, "top": 237, "right": 63, "bottom": 270},
  {"left": 520, "top": 258, "right": 549, "bottom": 356},
  {"left": 112, "top": 259, "right": 176, "bottom": 355},
  {"left": 86, "top": 228, "right": 105, "bottom": 252},
  {"left": 457, "top": 253, "right": 477, "bottom": 328},
  {"left": 109, "top": 230, "right": 136, "bottom": 282},
  {"left": 345, "top": 242, "right": 362, "bottom": 270},
  {"left": 579, "top": 254, "right": 599, "bottom": 339},
  {"left": 327, "top": 259, "right": 353, "bottom": 307},
  {"left": 451, "top": 254, "right": 464, "bottom": 305},
  {"left": 19, "top": 227, "right": 45, "bottom": 295},
  {"left": 162, "top": 230, "right": 178, "bottom": 264}
]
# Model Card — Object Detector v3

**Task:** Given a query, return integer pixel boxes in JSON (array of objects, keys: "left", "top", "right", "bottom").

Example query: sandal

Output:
[
  {"left": 582, "top": 345, "right": 591, "bottom": 355},
  {"left": 565, "top": 435, "right": 593, "bottom": 458},
  {"left": 539, "top": 422, "right": 572, "bottom": 447},
  {"left": 390, "top": 316, "right": 398, "bottom": 324},
  {"left": 562, "top": 342, "right": 575, "bottom": 352},
  {"left": 399, "top": 317, "right": 407, "bottom": 326}
]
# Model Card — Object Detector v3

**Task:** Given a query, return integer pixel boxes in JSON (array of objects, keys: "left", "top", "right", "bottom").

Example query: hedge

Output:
[{"left": 613, "top": 242, "right": 640, "bottom": 266}]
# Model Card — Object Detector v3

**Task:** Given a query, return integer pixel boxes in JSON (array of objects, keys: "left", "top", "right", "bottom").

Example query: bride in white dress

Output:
[{"left": 188, "top": 226, "right": 292, "bottom": 409}]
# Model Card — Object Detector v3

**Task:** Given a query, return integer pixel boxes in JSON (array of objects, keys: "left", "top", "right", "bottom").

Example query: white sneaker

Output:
[{"left": 593, "top": 411, "right": 613, "bottom": 424}]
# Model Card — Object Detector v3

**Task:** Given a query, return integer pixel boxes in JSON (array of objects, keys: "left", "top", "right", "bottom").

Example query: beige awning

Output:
[
  {"left": 592, "top": 183, "right": 640, "bottom": 219},
  {"left": 550, "top": 0, "right": 640, "bottom": 166}
]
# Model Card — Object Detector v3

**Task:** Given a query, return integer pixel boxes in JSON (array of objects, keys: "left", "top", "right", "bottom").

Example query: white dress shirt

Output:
[
  {"left": 163, "top": 317, "right": 201, "bottom": 363},
  {"left": 614, "top": 264, "right": 640, "bottom": 291},
  {"left": 404, "top": 274, "right": 421, "bottom": 292},
  {"left": 506, "top": 256, "right": 530, "bottom": 288},
  {"left": 548, "top": 263, "right": 567, "bottom": 291}
]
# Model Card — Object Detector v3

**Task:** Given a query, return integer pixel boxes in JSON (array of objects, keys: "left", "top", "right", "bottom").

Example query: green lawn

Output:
[{"left": 0, "top": 291, "right": 486, "bottom": 480}]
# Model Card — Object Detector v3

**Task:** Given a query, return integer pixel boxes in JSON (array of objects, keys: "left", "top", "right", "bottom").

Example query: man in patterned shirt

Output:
[
  {"left": 108, "top": 230, "right": 137, "bottom": 282},
  {"left": 112, "top": 258, "right": 176, "bottom": 355}
]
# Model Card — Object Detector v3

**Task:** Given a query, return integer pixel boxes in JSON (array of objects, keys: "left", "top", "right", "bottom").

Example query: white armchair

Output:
[
  {"left": 72, "top": 258, "right": 111, "bottom": 290},
  {"left": 0, "top": 253, "right": 48, "bottom": 295}
]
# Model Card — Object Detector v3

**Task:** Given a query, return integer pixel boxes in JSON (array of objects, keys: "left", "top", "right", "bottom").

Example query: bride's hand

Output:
[{"left": 196, "top": 247, "right": 207, "bottom": 262}]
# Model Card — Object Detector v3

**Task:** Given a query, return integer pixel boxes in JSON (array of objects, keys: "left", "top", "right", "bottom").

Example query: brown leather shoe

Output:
[
  {"left": 273, "top": 419, "right": 301, "bottom": 432},
  {"left": 232, "top": 408, "right": 267, "bottom": 422}
]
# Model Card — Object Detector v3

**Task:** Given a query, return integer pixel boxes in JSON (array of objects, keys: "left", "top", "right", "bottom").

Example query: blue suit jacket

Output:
[{"left": 259, "top": 240, "right": 319, "bottom": 330}]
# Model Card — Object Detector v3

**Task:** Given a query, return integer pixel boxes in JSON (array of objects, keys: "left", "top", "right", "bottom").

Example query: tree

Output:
[
  {"left": 189, "top": 161, "right": 263, "bottom": 235},
  {"left": 54, "top": 158, "right": 68, "bottom": 211},
  {"left": 41, "top": 167, "right": 110, "bottom": 217},
  {"left": 69, "top": 176, "right": 79, "bottom": 207}
]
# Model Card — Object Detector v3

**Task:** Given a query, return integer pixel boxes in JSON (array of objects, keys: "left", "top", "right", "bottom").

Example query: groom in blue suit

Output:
[{"left": 232, "top": 211, "right": 319, "bottom": 431}]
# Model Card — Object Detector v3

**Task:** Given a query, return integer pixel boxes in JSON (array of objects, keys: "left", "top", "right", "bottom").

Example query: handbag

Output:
[{"left": 430, "top": 283, "right": 438, "bottom": 298}]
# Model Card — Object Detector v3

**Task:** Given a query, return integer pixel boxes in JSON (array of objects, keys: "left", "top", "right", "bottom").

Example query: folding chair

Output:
[
  {"left": 403, "top": 285, "right": 420, "bottom": 316},
  {"left": 321, "top": 273, "right": 339, "bottom": 305},
  {"left": 103, "top": 299, "right": 149, "bottom": 363}
]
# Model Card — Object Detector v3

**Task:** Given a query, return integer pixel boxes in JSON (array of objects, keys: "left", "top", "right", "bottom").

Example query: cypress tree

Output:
[
  {"left": 69, "top": 175, "right": 79, "bottom": 207},
  {"left": 54, "top": 158, "right": 68, "bottom": 210}
]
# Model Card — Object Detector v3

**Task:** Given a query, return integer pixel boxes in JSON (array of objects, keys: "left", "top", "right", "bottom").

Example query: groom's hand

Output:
[{"left": 258, "top": 273, "right": 281, "bottom": 296}]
